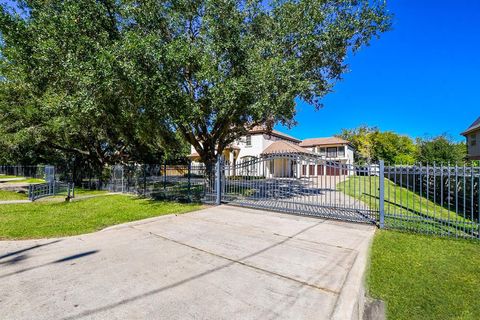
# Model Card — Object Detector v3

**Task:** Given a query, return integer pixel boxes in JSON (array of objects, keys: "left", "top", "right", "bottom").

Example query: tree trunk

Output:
[{"left": 202, "top": 154, "right": 217, "bottom": 183}]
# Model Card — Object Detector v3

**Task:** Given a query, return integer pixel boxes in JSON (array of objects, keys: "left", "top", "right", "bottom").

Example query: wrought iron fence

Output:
[
  {"left": 28, "top": 182, "right": 73, "bottom": 201},
  {"left": 0, "top": 165, "right": 50, "bottom": 180},
  {"left": 383, "top": 164, "right": 480, "bottom": 239},
  {"left": 104, "top": 163, "right": 216, "bottom": 203},
  {"left": 4, "top": 159, "right": 478, "bottom": 241},
  {"left": 74, "top": 158, "right": 479, "bottom": 240},
  {"left": 216, "top": 155, "right": 480, "bottom": 240},
  {"left": 220, "top": 153, "right": 379, "bottom": 224}
]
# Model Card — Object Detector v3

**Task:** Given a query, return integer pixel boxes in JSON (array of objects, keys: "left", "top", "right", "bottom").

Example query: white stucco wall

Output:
[{"left": 235, "top": 134, "right": 290, "bottom": 160}]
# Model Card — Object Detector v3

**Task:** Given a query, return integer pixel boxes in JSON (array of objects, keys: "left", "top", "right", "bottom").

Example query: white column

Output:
[{"left": 296, "top": 159, "right": 301, "bottom": 178}]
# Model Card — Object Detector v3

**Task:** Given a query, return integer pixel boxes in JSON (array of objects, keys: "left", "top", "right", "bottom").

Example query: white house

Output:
[
  {"left": 461, "top": 116, "right": 480, "bottom": 160},
  {"left": 189, "top": 126, "right": 355, "bottom": 177}
]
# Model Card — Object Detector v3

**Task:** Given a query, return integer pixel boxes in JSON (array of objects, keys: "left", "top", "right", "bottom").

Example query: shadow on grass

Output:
[
  {"left": 130, "top": 196, "right": 202, "bottom": 206},
  {"left": 364, "top": 193, "right": 479, "bottom": 238}
]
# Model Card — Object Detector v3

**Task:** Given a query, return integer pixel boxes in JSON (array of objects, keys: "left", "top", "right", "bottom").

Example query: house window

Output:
[
  {"left": 327, "top": 147, "right": 337, "bottom": 158},
  {"left": 245, "top": 135, "right": 252, "bottom": 147},
  {"left": 318, "top": 147, "right": 326, "bottom": 156},
  {"left": 337, "top": 146, "right": 345, "bottom": 157},
  {"left": 470, "top": 134, "right": 477, "bottom": 146}
]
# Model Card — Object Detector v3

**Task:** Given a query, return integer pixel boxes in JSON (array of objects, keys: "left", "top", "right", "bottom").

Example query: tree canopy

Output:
[
  {"left": 416, "top": 135, "right": 467, "bottom": 165},
  {"left": 0, "top": 0, "right": 391, "bottom": 171},
  {"left": 338, "top": 126, "right": 417, "bottom": 164},
  {"left": 337, "top": 126, "right": 467, "bottom": 165}
]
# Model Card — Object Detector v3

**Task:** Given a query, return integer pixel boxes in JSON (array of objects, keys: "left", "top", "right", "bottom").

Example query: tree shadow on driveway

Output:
[
  {"left": 60, "top": 220, "right": 343, "bottom": 320},
  {"left": 0, "top": 240, "right": 62, "bottom": 260},
  {"left": 0, "top": 250, "right": 99, "bottom": 279}
]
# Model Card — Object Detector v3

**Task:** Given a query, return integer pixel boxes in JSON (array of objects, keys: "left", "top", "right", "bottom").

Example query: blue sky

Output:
[{"left": 277, "top": 0, "right": 479, "bottom": 141}]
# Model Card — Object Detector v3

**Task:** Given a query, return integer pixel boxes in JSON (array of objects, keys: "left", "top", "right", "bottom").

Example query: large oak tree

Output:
[{"left": 0, "top": 0, "right": 391, "bottom": 173}]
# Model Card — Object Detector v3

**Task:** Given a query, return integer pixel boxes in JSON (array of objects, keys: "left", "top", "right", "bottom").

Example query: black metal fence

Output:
[
  {"left": 2, "top": 159, "right": 479, "bottom": 240},
  {"left": 28, "top": 182, "right": 73, "bottom": 201},
  {"left": 104, "top": 163, "right": 216, "bottom": 203},
  {"left": 0, "top": 165, "right": 49, "bottom": 179},
  {"left": 383, "top": 164, "right": 480, "bottom": 239}
]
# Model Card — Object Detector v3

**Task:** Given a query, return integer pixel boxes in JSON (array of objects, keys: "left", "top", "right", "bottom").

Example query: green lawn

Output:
[
  {"left": 368, "top": 230, "right": 480, "bottom": 320},
  {"left": 72, "top": 188, "right": 108, "bottom": 196},
  {"left": 0, "top": 189, "right": 28, "bottom": 201},
  {"left": 337, "top": 176, "right": 477, "bottom": 236},
  {"left": 0, "top": 195, "right": 203, "bottom": 239},
  {"left": 53, "top": 187, "right": 109, "bottom": 198},
  {"left": 0, "top": 177, "right": 45, "bottom": 184},
  {"left": 0, "top": 174, "right": 45, "bottom": 183},
  {"left": 0, "top": 187, "right": 106, "bottom": 202},
  {"left": 0, "top": 175, "right": 23, "bottom": 179}
]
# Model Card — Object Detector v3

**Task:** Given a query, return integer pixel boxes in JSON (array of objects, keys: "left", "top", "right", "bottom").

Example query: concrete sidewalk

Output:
[{"left": 0, "top": 205, "right": 374, "bottom": 320}]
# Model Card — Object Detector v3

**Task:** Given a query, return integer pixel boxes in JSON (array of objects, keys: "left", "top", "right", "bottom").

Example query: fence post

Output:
[
  {"left": 163, "top": 161, "right": 167, "bottom": 192},
  {"left": 143, "top": 165, "right": 147, "bottom": 196},
  {"left": 28, "top": 184, "right": 33, "bottom": 201},
  {"left": 121, "top": 165, "right": 125, "bottom": 193},
  {"left": 215, "top": 156, "right": 222, "bottom": 205},
  {"left": 188, "top": 161, "right": 192, "bottom": 201},
  {"left": 379, "top": 160, "right": 385, "bottom": 229}
]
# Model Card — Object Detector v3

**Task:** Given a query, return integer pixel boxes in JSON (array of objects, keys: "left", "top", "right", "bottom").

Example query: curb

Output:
[{"left": 331, "top": 228, "right": 375, "bottom": 320}]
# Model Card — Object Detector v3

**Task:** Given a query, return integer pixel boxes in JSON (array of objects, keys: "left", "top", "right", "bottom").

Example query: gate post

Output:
[
  {"left": 187, "top": 161, "right": 192, "bottom": 201},
  {"left": 215, "top": 156, "right": 222, "bottom": 205},
  {"left": 163, "top": 161, "right": 167, "bottom": 192},
  {"left": 121, "top": 165, "right": 125, "bottom": 193},
  {"left": 379, "top": 160, "right": 385, "bottom": 228},
  {"left": 28, "top": 184, "right": 33, "bottom": 201},
  {"left": 143, "top": 165, "right": 147, "bottom": 196}
]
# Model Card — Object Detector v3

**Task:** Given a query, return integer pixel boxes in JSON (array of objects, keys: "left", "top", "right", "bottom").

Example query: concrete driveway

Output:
[{"left": 0, "top": 205, "right": 374, "bottom": 320}]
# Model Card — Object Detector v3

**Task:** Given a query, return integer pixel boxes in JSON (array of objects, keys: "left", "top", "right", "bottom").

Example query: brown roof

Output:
[
  {"left": 299, "top": 137, "right": 350, "bottom": 147},
  {"left": 249, "top": 126, "right": 301, "bottom": 143},
  {"left": 261, "top": 141, "right": 313, "bottom": 155},
  {"left": 461, "top": 117, "right": 480, "bottom": 135}
]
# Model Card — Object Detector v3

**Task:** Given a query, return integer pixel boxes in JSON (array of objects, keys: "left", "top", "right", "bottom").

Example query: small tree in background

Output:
[
  {"left": 373, "top": 131, "right": 417, "bottom": 164},
  {"left": 338, "top": 126, "right": 417, "bottom": 164},
  {"left": 339, "top": 127, "right": 467, "bottom": 165},
  {"left": 416, "top": 135, "right": 467, "bottom": 165},
  {"left": 338, "top": 126, "right": 377, "bottom": 163}
]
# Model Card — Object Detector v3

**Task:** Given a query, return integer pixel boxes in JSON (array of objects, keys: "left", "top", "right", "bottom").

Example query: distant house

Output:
[
  {"left": 461, "top": 117, "right": 480, "bottom": 160},
  {"left": 189, "top": 126, "right": 355, "bottom": 177}
]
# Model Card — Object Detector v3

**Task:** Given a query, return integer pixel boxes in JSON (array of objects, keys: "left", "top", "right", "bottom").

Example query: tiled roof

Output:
[
  {"left": 261, "top": 140, "right": 313, "bottom": 155},
  {"left": 461, "top": 117, "right": 480, "bottom": 135},
  {"left": 299, "top": 137, "right": 350, "bottom": 147},
  {"left": 249, "top": 126, "right": 301, "bottom": 143}
]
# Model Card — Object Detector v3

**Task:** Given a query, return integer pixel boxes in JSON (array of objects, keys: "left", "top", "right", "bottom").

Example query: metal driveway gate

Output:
[
  {"left": 210, "top": 155, "right": 480, "bottom": 239},
  {"left": 216, "top": 153, "right": 383, "bottom": 225}
]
